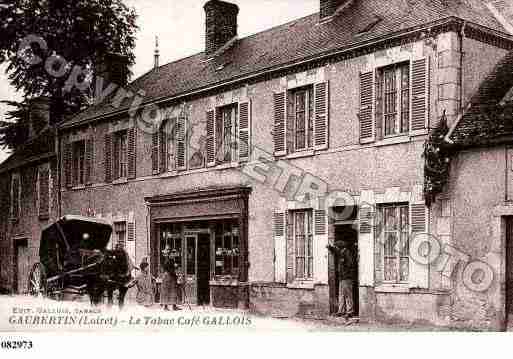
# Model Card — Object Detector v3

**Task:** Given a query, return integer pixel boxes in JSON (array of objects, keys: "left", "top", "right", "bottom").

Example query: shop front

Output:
[{"left": 146, "top": 186, "right": 251, "bottom": 309}]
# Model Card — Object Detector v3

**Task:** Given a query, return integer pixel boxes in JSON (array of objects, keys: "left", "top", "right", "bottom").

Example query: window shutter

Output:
[
  {"left": 286, "top": 93, "right": 295, "bottom": 155},
  {"left": 359, "top": 206, "right": 373, "bottom": 286},
  {"left": 64, "top": 143, "right": 72, "bottom": 188},
  {"left": 314, "top": 82, "right": 329, "bottom": 150},
  {"left": 359, "top": 72, "right": 374, "bottom": 143},
  {"left": 273, "top": 92, "right": 286, "bottom": 156},
  {"left": 177, "top": 116, "right": 187, "bottom": 170},
  {"left": 238, "top": 100, "right": 251, "bottom": 162},
  {"left": 286, "top": 211, "right": 294, "bottom": 283},
  {"left": 314, "top": 210, "right": 326, "bottom": 235},
  {"left": 38, "top": 168, "right": 50, "bottom": 220},
  {"left": 374, "top": 207, "right": 383, "bottom": 285},
  {"left": 274, "top": 211, "right": 286, "bottom": 283},
  {"left": 113, "top": 135, "right": 120, "bottom": 180},
  {"left": 409, "top": 203, "right": 429, "bottom": 289},
  {"left": 151, "top": 130, "right": 159, "bottom": 174},
  {"left": 411, "top": 58, "right": 429, "bottom": 131},
  {"left": 206, "top": 110, "right": 216, "bottom": 167},
  {"left": 159, "top": 124, "right": 167, "bottom": 174},
  {"left": 85, "top": 138, "right": 94, "bottom": 184},
  {"left": 215, "top": 108, "right": 223, "bottom": 162},
  {"left": 375, "top": 70, "right": 384, "bottom": 140},
  {"left": 127, "top": 127, "right": 137, "bottom": 179},
  {"left": 104, "top": 134, "right": 112, "bottom": 183},
  {"left": 127, "top": 219, "right": 136, "bottom": 269}
]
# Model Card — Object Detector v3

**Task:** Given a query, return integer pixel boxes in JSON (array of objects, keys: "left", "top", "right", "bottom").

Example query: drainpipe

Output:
[
  {"left": 459, "top": 21, "right": 466, "bottom": 113},
  {"left": 56, "top": 126, "right": 62, "bottom": 219}
]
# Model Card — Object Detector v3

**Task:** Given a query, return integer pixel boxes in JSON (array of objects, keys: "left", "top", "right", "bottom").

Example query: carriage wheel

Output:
[{"left": 28, "top": 263, "right": 47, "bottom": 298}]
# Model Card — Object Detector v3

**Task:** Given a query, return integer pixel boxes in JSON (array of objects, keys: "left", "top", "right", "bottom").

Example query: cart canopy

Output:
[{"left": 40, "top": 215, "right": 112, "bottom": 254}]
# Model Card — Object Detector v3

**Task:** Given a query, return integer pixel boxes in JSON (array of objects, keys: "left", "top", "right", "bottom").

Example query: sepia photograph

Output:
[{"left": 1, "top": 0, "right": 513, "bottom": 354}]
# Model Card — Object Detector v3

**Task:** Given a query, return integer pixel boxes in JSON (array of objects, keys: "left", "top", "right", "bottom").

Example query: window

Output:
[
  {"left": 72, "top": 140, "right": 86, "bottom": 186},
  {"left": 10, "top": 174, "right": 20, "bottom": 219},
  {"left": 114, "top": 222, "right": 126, "bottom": 249},
  {"left": 376, "top": 62, "right": 410, "bottom": 136},
  {"left": 217, "top": 104, "right": 238, "bottom": 164},
  {"left": 377, "top": 204, "right": 409, "bottom": 283},
  {"left": 160, "top": 224, "right": 182, "bottom": 270},
  {"left": 37, "top": 166, "right": 50, "bottom": 220},
  {"left": 291, "top": 210, "right": 313, "bottom": 280},
  {"left": 289, "top": 86, "right": 314, "bottom": 152},
  {"left": 214, "top": 220, "right": 240, "bottom": 277},
  {"left": 114, "top": 130, "right": 128, "bottom": 179}
]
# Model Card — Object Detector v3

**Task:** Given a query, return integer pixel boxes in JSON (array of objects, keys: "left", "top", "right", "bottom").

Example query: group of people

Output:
[{"left": 128, "top": 260, "right": 184, "bottom": 311}]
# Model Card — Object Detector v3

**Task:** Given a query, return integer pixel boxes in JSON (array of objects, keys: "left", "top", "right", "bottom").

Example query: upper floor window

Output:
[
  {"left": 290, "top": 86, "right": 314, "bottom": 152},
  {"left": 273, "top": 81, "right": 329, "bottom": 156},
  {"left": 152, "top": 117, "right": 189, "bottom": 174},
  {"left": 10, "top": 173, "right": 21, "bottom": 219},
  {"left": 376, "top": 203, "right": 409, "bottom": 283},
  {"left": 376, "top": 62, "right": 410, "bottom": 137},
  {"left": 217, "top": 104, "right": 238, "bottom": 164},
  {"left": 37, "top": 166, "right": 50, "bottom": 220},
  {"left": 114, "top": 130, "right": 128, "bottom": 180},
  {"left": 72, "top": 140, "right": 86, "bottom": 186}
]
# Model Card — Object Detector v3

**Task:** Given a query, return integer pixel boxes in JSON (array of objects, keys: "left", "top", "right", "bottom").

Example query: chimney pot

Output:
[
  {"left": 320, "top": 0, "right": 353, "bottom": 20},
  {"left": 204, "top": 0, "right": 239, "bottom": 57}
]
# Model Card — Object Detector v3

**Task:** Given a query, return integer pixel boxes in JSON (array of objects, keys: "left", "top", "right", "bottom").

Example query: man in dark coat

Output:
[{"left": 327, "top": 239, "right": 357, "bottom": 318}]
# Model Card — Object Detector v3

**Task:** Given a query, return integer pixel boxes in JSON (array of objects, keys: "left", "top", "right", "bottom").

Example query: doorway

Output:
[
  {"left": 15, "top": 239, "right": 29, "bottom": 295},
  {"left": 197, "top": 233, "right": 211, "bottom": 305},
  {"left": 329, "top": 225, "right": 359, "bottom": 316}
]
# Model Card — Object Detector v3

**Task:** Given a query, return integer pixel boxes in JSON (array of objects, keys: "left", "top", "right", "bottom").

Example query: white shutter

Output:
[
  {"left": 206, "top": 110, "right": 216, "bottom": 167},
  {"left": 409, "top": 203, "right": 429, "bottom": 289},
  {"left": 314, "top": 82, "right": 329, "bottom": 150},
  {"left": 238, "top": 100, "right": 251, "bottom": 162},
  {"left": 314, "top": 210, "right": 328, "bottom": 284},
  {"left": 273, "top": 92, "right": 286, "bottom": 156},
  {"left": 274, "top": 211, "right": 286, "bottom": 283},
  {"left": 411, "top": 58, "right": 429, "bottom": 132},
  {"left": 359, "top": 206, "right": 374, "bottom": 286}
]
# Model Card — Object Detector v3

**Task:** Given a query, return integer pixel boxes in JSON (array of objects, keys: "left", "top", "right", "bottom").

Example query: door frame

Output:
[{"left": 13, "top": 237, "right": 29, "bottom": 294}]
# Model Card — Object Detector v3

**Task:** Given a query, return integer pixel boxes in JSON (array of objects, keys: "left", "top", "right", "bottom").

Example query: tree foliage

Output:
[{"left": 0, "top": 0, "right": 138, "bottom": 149}]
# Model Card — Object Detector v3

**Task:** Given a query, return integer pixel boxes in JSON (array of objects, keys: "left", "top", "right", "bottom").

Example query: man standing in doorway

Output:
[{"left": 327, "top": 239, "right": 357, "bottom": 319}]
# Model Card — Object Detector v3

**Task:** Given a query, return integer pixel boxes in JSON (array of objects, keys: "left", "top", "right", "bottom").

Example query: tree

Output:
[{"left": 0, "top": 0, "right": 138, "bottom": 149}]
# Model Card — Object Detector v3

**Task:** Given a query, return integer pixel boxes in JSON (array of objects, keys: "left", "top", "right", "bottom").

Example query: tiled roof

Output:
[
  {"left": 62, "top": 0, "right": 507, "bottom": 129},
  {"left": 0, "top": 128, "right": 55, "bottom": 173},
  {"left": 449, "top": 51, "right": 513, "bottom": 144}
]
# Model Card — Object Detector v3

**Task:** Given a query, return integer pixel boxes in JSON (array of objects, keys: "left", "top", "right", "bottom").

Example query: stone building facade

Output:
[{"left": 3, "top": 0, "right": 513, "bottom": 330}]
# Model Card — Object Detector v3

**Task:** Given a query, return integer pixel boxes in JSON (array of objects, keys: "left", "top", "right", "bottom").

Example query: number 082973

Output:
[{"left": 1, "top": 340, "right": 33, "bottom": 349}]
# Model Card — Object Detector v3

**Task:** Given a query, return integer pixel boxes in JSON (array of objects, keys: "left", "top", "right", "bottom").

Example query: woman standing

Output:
[
  {"left": 131, "top": 262, "right": 155, "bottom": 308},
  {"left": 160, "top": 260, "right": 181, "bottom": 311}
]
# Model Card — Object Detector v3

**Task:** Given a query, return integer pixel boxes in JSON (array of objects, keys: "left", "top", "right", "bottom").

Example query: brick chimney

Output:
[
  {"left": 28, "top": 96, "right": 50, "bottom": 138},
  {"left": 96, "top": 52, "right": 129, "bottom": 87},
  {"left": 204, "top": 0, "right": 239, "bottom": 57},
  {"left": 320, "top": 0, "right": 354, "bottom": 20}
]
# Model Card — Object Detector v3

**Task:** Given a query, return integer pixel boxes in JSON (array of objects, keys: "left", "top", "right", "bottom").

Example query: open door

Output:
[
  {"left": 197, "top": 233, "right": 211, "bottom": 305},
  {"left": 506, "top": 218, "right": 513, "bottom": 326}
]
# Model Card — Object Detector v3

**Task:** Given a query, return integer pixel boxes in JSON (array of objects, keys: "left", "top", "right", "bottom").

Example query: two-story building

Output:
[
  {"left": 0, "top": 97, "right": 60, "bottom": 294},
  {"left": 4, "top": 0, "right": 511, "bottom": 330}
]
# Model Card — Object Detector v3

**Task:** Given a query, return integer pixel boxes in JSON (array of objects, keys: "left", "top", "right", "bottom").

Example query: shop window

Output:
[
  {"left": 114, "top": 222, "right": 126, "bottom": 250},
  {"left": 186, "top": 236, "right": 196, "bottom": 276},
  {"left": 72, "top": 140, "right": 86, "bottom": 186},
  {"left": 376, "top": 62, "right": 410, "bottom": 136},
  {"left": 376, "top": 204, "right": 409, "bottom": 283},
  {"left": 214, "top": 221, "right": 240, "bottom": 278},
  {"left": 160, "top": 224, "right": 182, "bottom": 270},
  {"left": 291, "top": 210, "right": 313, "bottom": 280}
]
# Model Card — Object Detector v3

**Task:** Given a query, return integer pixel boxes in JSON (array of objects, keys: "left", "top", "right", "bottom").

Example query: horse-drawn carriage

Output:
[{"left": 28, "top": 216, "right": 133, "bottom": 307}]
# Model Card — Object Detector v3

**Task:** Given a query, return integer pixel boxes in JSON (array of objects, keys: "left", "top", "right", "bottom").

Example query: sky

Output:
[{"left": 0, "top": 0, "right": 319, "bottom": 164}]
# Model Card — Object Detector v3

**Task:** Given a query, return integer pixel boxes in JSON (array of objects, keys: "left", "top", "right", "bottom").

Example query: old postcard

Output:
[{"left": 1, "top": 1, "right": 513, "bottom": 344}]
